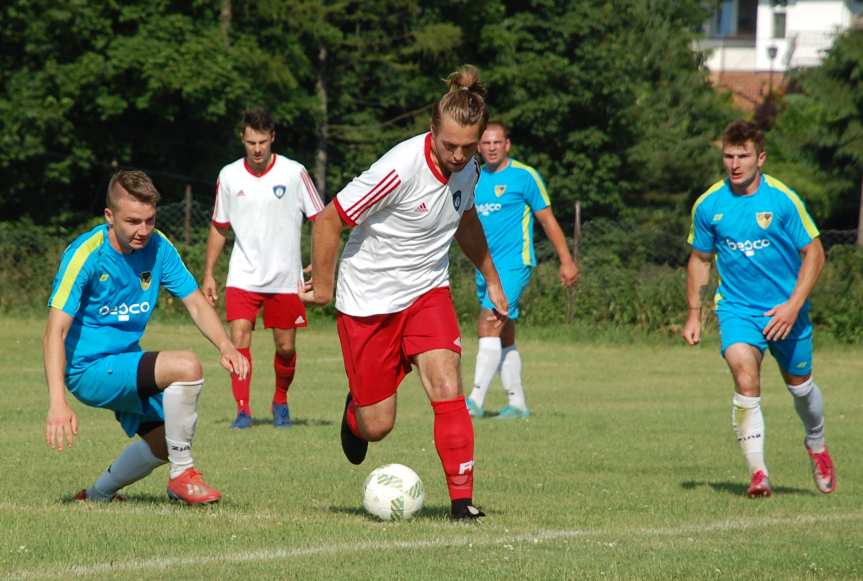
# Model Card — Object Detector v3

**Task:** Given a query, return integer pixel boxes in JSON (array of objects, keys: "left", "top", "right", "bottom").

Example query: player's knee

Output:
[
  {"left": 173, "top": 351, "right": 203, "bottom": 382},
  {"left": 275, "top": 344, "right": 296, "bottom": 360},
  {"left": 360, "top": 417, "right": 394, "bottom": 442}
]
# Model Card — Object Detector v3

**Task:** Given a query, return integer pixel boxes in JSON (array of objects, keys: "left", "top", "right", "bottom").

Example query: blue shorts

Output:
[
  {"left": 475, "top": 266, "right": 533, "bottom": 320},
  {"left": 717, "top": 310, "right": 813, "bottom": 376},
  {"left": 66, "top": 351, "right": 164, "bottom": 437}
]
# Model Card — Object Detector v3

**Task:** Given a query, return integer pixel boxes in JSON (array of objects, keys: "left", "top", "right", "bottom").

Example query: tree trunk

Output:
[
  {"left": 857, "top": 175, "right": 863, "bottom": 246},
  {"left": 314, "top": 45, "right": 328, "bottom": 197},
  {"left": 220, "top": 0, "right": 231, "bottom": 45}
]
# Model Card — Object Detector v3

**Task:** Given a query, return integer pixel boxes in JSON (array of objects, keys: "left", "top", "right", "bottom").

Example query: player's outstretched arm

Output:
[
  {"left": 305, "top": 203, "right": 346, "bottom": 305},
  {"left": 455, "top": 207, "right": 509, "bottom": 324},
  {"left": 763, "top": 238, "right": 825, "bottom": 341},
  {"left": 181, "top": 290, "right": 249, "bottom": 379},
  {"left": 683, "top": 250, "right": 713, "bottom": 345},
  {"left": 534, "top": 207, "right": 579, "bottom": 286},
  {"left": 202, "top": 224, "right": 228, "bottom": 307},
  {"left": 43, "top": 308, "right": 78, "bottom": 450}
]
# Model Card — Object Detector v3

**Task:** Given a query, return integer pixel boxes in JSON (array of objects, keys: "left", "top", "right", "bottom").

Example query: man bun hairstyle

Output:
[
  {"left": 243, "top": 109, "right": 275, "bottom": 133},
  {"left": 106, "top": 169, "right": 161, "bottom": 209},
  {"left": 431, "top": 65, "right": 489, "bottom": 134},
  {"left": 722, "top": 120, "right": 765, "bottom": 154}
]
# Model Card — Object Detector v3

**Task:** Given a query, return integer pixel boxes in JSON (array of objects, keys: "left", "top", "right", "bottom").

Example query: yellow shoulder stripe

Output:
[
  {"left": 687, "top": 179, "right": 724, "bottom": 244},
  {"left": 50, "top": 230, "right": 104, "bottom": 310},
  {"left": 521, "top": 204, "right": 532, "bottom": 265},
  {"left": 763, "top": 175, "right": 820, "bottom": 238},
  {"left": 511, "top": 160, "right": 550, "bottom": 206}
]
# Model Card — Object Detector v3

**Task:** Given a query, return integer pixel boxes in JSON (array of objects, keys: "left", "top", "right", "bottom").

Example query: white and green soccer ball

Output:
[{"left": 362, "top": 464, "right": 426, "bottom": 521}]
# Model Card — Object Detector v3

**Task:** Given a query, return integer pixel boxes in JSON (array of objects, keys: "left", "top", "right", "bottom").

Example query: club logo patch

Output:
[
  {"left": 139, "top": 271, "right": 152, "bottom": 291},
  {"left": 712, "top": 213, "right": 723, "bottom": 222},
  {"left": 99, "top": 273, "right": 110, "bottom": 282},
  {"left": 494, "top": 185, "right": 507, "bottom": 198},
  {"left": 756, "top": 212, "right": 773, "bottom": 229},
  {"left": 452, "top": 190, "right": 462, "bottom": 210},
  {"left": 273, "top": 185, "right": 287, "bottom": 199}
]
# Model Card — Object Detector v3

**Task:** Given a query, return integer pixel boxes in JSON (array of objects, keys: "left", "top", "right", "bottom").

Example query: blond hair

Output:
[
  {"left": 106, "top": 170, "right": 161, "bottom": 209},
  {"left": 431, "top": 65, "right": 488, "bottom": 133}
]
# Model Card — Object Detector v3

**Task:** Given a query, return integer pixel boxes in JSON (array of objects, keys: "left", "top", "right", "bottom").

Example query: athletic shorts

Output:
[
  {"left": 336, "top": 287, "right": 462, "bottom": 406},
  {"left": 717, "top": 310, "right": 813, "bottom": 376},
  {"left": 226, "top": 287, "right": 308, "bottom": 329},
  {"left": 66, "top": 351, "right": 164, "bottom": 437},
  {"left": 475, "top": 265, "right": 533, "bottom": 320}
]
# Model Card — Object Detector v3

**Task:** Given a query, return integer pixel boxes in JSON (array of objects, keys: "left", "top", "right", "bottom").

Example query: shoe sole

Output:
[{"left": 167, "top": 489, "right": 221, "bottom": 505}]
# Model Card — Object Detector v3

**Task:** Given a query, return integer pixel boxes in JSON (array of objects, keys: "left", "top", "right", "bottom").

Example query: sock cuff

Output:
[
  {"left": 501, "top": 344, "right": 518, "bottom": 355},
  {"left": 239, "top": 347, "right": 251, "bottom": 358},
  {"left": 478, "top": 337, "right": 502, "bottom": 350},
  {"left": 167, "top": 379, "right": 204, "bottom": 389},
  {"left": 275, "top": 352, "right": 297, "bottom": 366},
  {"left": 732, "top": 393, "right": 760, "bottom": 409},
  {"left": 432, "top": 396, "right": 467, "bottom": 415},
  {"left": 786, "top": 377, "right": 814, "bottom": 397}
]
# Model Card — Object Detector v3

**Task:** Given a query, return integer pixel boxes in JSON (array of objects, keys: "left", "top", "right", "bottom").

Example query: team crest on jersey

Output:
[
  {"left": 494, "top": 185, "right": 507, "bottom": 198},
  {"left": 452, "top": 190, "right": 462, "bottom": 210},
  {"left": 756, "top": 212, "right": 773, "bottom": 229},
  {"left": 99, "top": 273, "right": 110, "bottom": 282},
  {"left": 272, "top": 185, "right": 287, "bottom": 199},
  {"left": 139, "top": 271, "right": 152, "bottom": 291}
]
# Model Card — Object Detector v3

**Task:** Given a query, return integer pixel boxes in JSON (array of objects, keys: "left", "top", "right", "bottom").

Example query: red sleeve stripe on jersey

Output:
[
  {"left": 334, "top": 197, "right": 355, "bottom": 227},
  {"left": 212, "top": 219, "right": 230, "bottom": 228},
  {"left": 344, "top": 170, "right": 401, "bottom": 222},
  {"left": 300, "top": 169, "right": 324, "bottom": 212}
]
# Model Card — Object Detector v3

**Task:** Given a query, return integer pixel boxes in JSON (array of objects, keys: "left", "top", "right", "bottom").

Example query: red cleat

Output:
[
  {"left": 747, "top": 470, "right": 772, "bottom": 498},
  {"left": 806, "top": 445, "right": 836, "bottom": 494},
  {"left": 167, "top": 468, "right": 222, "bottom": 504},
  {"left": 74, "top": 489, "right": 126, "bottom": 502}
]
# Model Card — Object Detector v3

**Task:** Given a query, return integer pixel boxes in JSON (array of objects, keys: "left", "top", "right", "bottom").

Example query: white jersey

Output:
[
  {"left": 334, "top": 132, "right": 479, "bottom": 316},
  {"left": 212, "top": 154, "right": 324, "bottom": 293}
]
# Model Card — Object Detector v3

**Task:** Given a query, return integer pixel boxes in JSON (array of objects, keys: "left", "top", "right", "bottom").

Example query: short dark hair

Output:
[
  {"left": 485, "top": 120, "right": 509, "bottom": 139},
  {"left": 243, "top": 109, "right": 274, "bottom": 133},
  {"left": 722, "top": 120, "right": 765, "bottom": 154},
  {"left": 106, "top": 170, "right": 160, "bottom": 209}
]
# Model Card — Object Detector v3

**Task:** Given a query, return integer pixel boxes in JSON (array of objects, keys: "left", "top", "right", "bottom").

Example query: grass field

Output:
[{"left": 1, "top": 317, "right": 861, "bottom": 580}]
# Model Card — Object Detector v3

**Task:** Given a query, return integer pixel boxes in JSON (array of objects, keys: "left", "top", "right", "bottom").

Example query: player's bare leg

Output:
[
  {"left": 272, "top": 327, "right": 297, "bottom": 427},
  {"left": 415, "top": 349, "right": 484, "bottom": 520},
  {"left": 229, "top": 319, "right": 254, "bottom": 429},
  {"left": 725, "top": 344, "right": 771, "bottom": 497}
]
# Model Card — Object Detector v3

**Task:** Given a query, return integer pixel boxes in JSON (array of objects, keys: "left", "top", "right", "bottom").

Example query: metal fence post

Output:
[{"left": 184, "top": 184, "right": 192, "bottom": 248}]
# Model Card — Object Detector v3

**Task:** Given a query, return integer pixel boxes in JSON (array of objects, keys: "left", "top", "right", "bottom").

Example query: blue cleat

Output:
[
  {"left": 495, "top": 405, "right": 530, "bottom": 420},
  {"left": 466, "top": 398, "right": 484, "bottom": 418},
  {"left": 230, "top": 411, "right": 253, "bottom": 430},
  {"left": 272, "top": 403, "right": 293, "bottom": 428}
]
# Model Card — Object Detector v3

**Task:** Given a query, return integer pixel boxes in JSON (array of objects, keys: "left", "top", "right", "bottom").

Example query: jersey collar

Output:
[
  {"left": 424, "top": 133, "right": 449, "bottom": 185},
  {"left": 244, "top": 154, "right": 277, "bottom": 178}
]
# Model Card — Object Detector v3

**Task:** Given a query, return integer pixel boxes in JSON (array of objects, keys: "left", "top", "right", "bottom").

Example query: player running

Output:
[
  {"left": 44, "top": 170, "right": 248, "bottom": 504},
  {"left": 203, "top": 109, "right": 324, "bottom": 429},
  {"left": 467, "top": 121, "right": 579, "bottom": 419},
  {"left": 683, "top": 120, "right": 836, "bottom": 498},
  {"left": 303, "top": 65, "right": 507, "bottom": 520}
]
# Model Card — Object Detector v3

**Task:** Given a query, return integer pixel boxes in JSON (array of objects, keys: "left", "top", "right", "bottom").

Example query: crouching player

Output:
[{"left": 43, "top": 170, "right": 248, "bottom": 504}]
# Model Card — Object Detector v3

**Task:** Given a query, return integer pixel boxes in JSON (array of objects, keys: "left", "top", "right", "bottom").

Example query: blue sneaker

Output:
[
  {"left": 495, "top": 405, "right": 529, "bottom": 419},
  {"left": 272, "top": 403, "right": 292, "bottom": 428},
  {"left": 230, "top": 411, "right": 253, "bottom": 429},
  {"left": 466, "top": 398, "right": 484, "bottom": 418}
]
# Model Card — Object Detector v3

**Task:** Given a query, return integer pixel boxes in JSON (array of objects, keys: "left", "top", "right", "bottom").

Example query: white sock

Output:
[
  {"left": 787, "top": 378, "right": 826, "bottom": 452},
  {"left": 500, "top": 345, "right": 526, "bottom": 410},
  {"left": 469, "top": 337, "right": 502, "bottom": 409},
  {"left": 163, "top": 379, "right": 203, "bottom": 479},
  {"left": 732, "top": 393, "right": 767, "bottom": 475},
  {"left": 88, "top": 440, "right": 165, "bottom": 500}
]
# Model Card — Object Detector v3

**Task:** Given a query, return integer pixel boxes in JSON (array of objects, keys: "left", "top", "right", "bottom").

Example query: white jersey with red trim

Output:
[
  {"left": 212, "top": 154, "right": 324, "bottom": 293},
  {"left": 333, "top": 132, "right": 479, "bottom": 316}
]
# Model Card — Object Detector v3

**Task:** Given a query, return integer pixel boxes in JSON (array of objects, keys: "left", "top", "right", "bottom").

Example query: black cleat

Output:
[
  {"left": 451, "top": 499, "right": 485, "bottom": 520},
  {"left": 340, "top": 392, "right": 368, "bottom": 465}
]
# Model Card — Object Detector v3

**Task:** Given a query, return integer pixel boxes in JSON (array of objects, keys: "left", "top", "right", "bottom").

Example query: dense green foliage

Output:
[{"left": 0, "top": 0, "right": 733, "bottom": 225}]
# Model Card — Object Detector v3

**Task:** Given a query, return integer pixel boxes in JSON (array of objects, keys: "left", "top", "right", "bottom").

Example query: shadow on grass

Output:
[
  {"left": 214, "top": 417, "right": 334, "bottom": 428},
  {"left": 329, "top": 504, "right": 453, "bottom": 521},
  {"left": 680, "top": 480, "right": 815, "bottom": 497},
  {"left": 60, "top": 492, "right": 214, "bottom": 506}
]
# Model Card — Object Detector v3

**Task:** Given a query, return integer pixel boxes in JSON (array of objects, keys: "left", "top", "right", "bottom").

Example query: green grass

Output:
[{"left": 1, "top": 317, "right": 861, "bottom": 580}]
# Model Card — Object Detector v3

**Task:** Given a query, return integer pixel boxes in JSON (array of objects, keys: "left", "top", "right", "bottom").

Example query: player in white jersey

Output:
[
  {"left": 304, "top": 66, "right": 507, "bottom": 520},
  {"left": 203, "top": 110, "right": 324, "bottom": 429}
]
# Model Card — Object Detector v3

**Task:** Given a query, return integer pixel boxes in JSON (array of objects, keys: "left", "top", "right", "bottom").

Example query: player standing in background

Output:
[
  {"left": 303, "top": 65, "right": 507, "bottom": 520},
  {"left": 466, "top": 122, "right": 579, "bottom": 419},
  {"left": 203, "top": 110, "right": 324, "bottom": 429},
  {"left": 44, "top": 170, "right": 248, "bottom": 504},
  {"left": 683, "top": 120, "right": 836, "bottom": 498}
]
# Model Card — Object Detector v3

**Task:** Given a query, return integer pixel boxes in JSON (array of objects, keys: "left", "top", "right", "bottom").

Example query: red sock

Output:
[
  {"left": 346, "top": 396, "right": 362, "bottom": 438},
  {"left": 232, "top": 347, "right": 252, "bottom": 414},
  {"left": 432, "top": 396, "right": 475, "bottom": 501},
  {"left": 273, "top": 352, "right": 296, "bottom": 405}
]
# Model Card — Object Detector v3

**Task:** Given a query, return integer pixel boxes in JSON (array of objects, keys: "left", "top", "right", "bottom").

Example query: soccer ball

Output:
[{"left": 362, "top": 464, "right": 425, "bottom": 521}]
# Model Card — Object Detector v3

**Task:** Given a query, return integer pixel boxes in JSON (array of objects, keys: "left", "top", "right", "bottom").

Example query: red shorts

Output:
[
  {"left": 225, "top": 287, "right": 308, "bottom": 329},
  {"left": 336, "top": 287, "right": 462, "bottom": 406}
]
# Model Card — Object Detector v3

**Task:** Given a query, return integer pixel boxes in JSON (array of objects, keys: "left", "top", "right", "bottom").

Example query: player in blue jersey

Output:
[
  {"left": 43, "top": 170, "right": 249, "bottom": 504},
  {"left": 683, "top": 120, "right": 835, "bottom": 498},
  {"left": 467, "top": 121, "right": 579, "bottom": 419}
]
